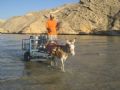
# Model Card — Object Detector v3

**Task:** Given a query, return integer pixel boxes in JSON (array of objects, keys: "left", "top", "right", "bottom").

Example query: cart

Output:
[{"left": 22, "top": 34, "right": 50, "bottom": 61}]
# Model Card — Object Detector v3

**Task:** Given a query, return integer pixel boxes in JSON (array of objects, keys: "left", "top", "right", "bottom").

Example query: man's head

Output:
[{"left": 50, "top": 14, "right": 54, "bottom": 20}]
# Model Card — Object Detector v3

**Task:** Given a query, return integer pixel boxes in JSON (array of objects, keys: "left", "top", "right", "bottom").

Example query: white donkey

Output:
[{"left": 48, "top": 38, "right": 76, "bottom": 72}]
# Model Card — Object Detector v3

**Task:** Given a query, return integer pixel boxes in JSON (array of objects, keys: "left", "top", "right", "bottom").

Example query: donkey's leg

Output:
[
  {"left": 50, "top": 61, "right": 54, "bottom": 66},
  {"left": 61, "top": 55, "right": 68, "bottom": 72},
  {"left": 61, "top": 57, "right": 65, "bottom": 72},
  {"left": 54, "top": 57, "right": 58, "bottom": 67},
  {"left": 50, "top": 56, "right": 55, "bottom": 66}
]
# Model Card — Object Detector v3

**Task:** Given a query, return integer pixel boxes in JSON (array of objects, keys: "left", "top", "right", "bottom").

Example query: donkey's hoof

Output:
[
  {"left": 61, "top": 70, "right": 66, "bottom": 72},
  {"left": 47, "top": 65, "right": 51, "bottom": 68}
]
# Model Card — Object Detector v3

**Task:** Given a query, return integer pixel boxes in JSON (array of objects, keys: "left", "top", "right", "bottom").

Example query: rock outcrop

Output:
[
  {"left": 0, "top": 0, "right": 120, "bottom": 35},
  {"left": 0, "top": 19, "right": 6, "bottom": 33},
  {"left": 0, "top": 19, "right": 5, "bottom": 27}
]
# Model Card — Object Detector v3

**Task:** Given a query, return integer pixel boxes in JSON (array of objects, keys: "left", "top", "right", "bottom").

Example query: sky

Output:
[{"left": 0, "top": 0, "right": 79, "bottom": 20}]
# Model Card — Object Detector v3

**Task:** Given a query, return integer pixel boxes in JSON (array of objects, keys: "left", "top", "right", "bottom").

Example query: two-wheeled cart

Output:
[{"left": 22, "top": 34, "right": 49, "bottom": 61}]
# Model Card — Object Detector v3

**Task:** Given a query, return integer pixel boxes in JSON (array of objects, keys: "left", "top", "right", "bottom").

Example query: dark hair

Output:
[{"left": 50, "top": 14, "right": 54, "bottom": 19}]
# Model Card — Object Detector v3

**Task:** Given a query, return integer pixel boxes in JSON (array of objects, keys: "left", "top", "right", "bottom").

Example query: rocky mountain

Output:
[
  {"left": 0, "top": 19, "right": 6, "bottom": 33},
  {"left": 0, "top": 0, "right": 120, "bottom": 35},
  {"left": 0, "top": 19, "right": 5, "bottom": 26}
]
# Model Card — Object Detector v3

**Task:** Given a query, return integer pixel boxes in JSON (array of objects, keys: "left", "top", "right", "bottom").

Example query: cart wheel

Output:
[{"left": 24, "top": 52, "right": 30, "bottom": 61}]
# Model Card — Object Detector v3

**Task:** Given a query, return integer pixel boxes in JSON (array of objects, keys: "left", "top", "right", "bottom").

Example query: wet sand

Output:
[{"left": 0, "top": 34, "right": 120, "bottom": 90}]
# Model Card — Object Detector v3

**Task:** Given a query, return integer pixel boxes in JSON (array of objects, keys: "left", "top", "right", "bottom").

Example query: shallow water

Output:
[{"left": 0, "top": 34, "right": 120, "bottom": 90}]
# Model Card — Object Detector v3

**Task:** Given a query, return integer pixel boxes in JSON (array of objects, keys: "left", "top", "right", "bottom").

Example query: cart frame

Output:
[{"left": 22, "top": 34, "right": 49, "bottom": 61}]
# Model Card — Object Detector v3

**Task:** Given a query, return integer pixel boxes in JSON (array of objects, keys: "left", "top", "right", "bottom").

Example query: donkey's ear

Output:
[
  {"left": 72, "top": 38, "right": 76, "bottom": 43},
  {"left": 66, "top": 40, "right": 70, "bottom": 44}
]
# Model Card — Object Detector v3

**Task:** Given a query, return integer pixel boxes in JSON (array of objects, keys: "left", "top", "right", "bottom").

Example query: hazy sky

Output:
[{"left": 0, "top": 0, "right": 79, "bottom": 19}]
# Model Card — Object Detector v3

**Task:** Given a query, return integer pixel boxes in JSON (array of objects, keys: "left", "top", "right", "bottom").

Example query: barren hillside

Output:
[{"left": 0, "top": 0, "right": 120, "bottom": 35}]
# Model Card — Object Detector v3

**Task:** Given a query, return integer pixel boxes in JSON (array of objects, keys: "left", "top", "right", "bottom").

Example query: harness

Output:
[
  {"left": 46, "top": 41, "right": 58, "bottom": 54},
  {"left": 46, "top": 41, "right": 71, "bottom": 58},
  {"left": 51, "top": 44, "right": 71, "bottom": 58}
]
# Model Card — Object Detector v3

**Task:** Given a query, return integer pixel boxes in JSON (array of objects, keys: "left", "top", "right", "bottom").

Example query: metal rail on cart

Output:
[{"left": 22, "top": 35, "right": 49, "bottom": 61}]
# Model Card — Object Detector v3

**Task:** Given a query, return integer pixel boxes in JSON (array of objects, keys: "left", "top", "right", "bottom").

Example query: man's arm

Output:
[
  {"left": 47, "top": 28, "right": 51, "bottom": 33},
  {"left": 46, "top": 21, "right": 51, "bottom": 33},
  {"left": 56, "top": 21, "right": 61, "bottom": 31}
]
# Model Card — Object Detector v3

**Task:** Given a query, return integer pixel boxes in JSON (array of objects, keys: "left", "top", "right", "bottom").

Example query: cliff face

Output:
[
  {"left": 78, "top": 0, "right": 120, "bottom": 34},
  {"left": 1, "top": 11, "right": 49, "bottom": 34},
  {"left": 0, "top": 0, "right": 120, "bottom": 35},
  {"left": 0, "top": 19, "right": 5, "bottom": 26},
  {"left": 0, "top": 19, "right": 6, "bottom": 33}
]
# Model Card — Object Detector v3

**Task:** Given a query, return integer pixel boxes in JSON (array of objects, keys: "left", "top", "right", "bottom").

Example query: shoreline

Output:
[{"left": 0, "top": 33, "right": 120, "bottom": 36}]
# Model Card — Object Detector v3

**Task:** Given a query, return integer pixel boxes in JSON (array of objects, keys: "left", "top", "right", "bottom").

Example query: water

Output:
[{"left": 0, "top": 34, "right": 120, "bottom": 90}]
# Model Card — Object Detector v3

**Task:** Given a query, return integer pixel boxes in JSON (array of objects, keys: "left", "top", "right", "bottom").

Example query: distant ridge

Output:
[{"left": 0, "top": 19, "right": 5, "bottom": 22}]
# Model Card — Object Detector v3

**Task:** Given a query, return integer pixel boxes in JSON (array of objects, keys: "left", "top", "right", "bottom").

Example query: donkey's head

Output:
[{"left": 66, "top": 38, "right": 76, "bottom": 56}]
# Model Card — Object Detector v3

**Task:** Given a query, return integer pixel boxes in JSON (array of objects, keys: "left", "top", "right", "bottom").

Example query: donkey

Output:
[{"left": 46, "top": 38, "right": 76, "bottom": 72}]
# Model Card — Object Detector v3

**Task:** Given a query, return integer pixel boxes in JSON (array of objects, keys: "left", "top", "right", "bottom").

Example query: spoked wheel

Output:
[{"left": 24, "top": 51, "right": 30, "bottom": 61}]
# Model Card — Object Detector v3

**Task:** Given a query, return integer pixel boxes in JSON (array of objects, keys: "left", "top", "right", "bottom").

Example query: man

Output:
[
  {"left": 46, "top": 14, "right": 59, "bottom": 55},
  {"left": 46, "top": 14, "right": 58, "bottom": 41}
]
